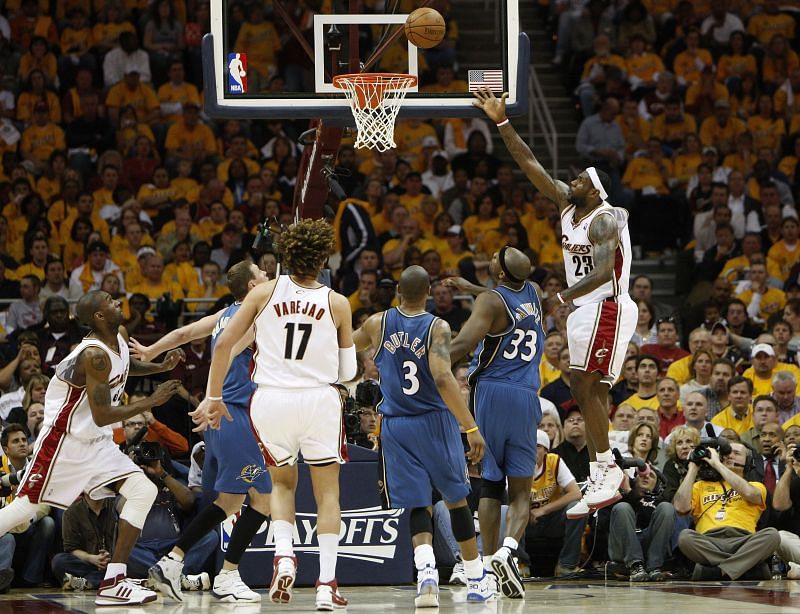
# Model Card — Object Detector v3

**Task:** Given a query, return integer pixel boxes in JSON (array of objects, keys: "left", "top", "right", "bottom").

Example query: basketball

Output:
[{"left": 404, "top": 7, "right": 446, "bottom": 49}]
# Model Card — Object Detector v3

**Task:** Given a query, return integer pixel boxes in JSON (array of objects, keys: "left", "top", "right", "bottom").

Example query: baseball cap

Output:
[
  {"left": 702, "top": 146, "right": 718, "bottom": 156},
  {"left": 421, "top": 135, "right": 439, "bottom": 148},
  {"left": 752, "top": 343, "right": 775, "bottom": 357},
  {"left": 137, "top": 246, "right": 156, "bottom": 259},
  {"left": 536, "top": 430, "right": 550, "bottom": 451},
  {"left": 446, "top": 225, "right": 464, "bottom": 236},
  {"left": 432, "top": 150, "right": 449, "bottom": 160},
  {"left": 377, "top": 278, "right": 397, "bottom": 289},
  {"left": 710, "top": 319, "right": 728, "bottom": 333}
]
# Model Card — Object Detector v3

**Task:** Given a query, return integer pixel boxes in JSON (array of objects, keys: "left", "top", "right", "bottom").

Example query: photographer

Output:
[
  {"left": 772, "top": 442, "right": 800, "bottom": 579},
  {"left": 126, "top": 442, "right": 213, "bottom": 590},
  {"left": 0, "top": 424, "right": 54, "bottom": 590},
  {"left": 608, "top": 463, "right": 676, "bottom": 582},
  {"left": 344, "top": 381, "right": 382, "bottom": 450},
  {"left": 115, "top": 412, "right": 188, "bottom": 458},
  {"left": 674, "top": 440, "right": 780, "bottom": 580}
]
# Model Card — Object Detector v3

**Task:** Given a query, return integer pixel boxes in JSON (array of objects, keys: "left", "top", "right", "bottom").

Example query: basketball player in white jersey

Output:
[
  {"left": 474, "top": 88, "right": 636, "bottom": 516},
  {"left": 204, "top": 219, "right": 356, "bottom": 611},
  {"left": 0, "top": 291, "right": 182, "bottom": 605}
]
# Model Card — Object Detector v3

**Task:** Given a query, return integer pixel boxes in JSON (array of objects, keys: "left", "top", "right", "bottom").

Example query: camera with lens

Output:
[
  {"left": 0, "top": 469, "right": 23, "bottom": 497},
  {"left": 689, "top": 436, "right": 732, "bottom": 481},
  {"left": 342, "top": 394, "right": 361, "bottom": 438},
  {"left": 355, "top": 380, "right": 382, "bottom": 409},
  {"left": 130, "top": 441, "right": 165, "bottom": 466},
  {"left": 792, "top": 446, "right": 800, "bottom": 461}
]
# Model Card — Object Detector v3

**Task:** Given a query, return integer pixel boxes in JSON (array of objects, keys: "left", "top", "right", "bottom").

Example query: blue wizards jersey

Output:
[
  {"left": 210, "top": 301, "right": 256, "bottom": 407},
  {"left": 467, "top": 283, "right": 544, "bottom": 389},
  {"left": 374, "top": 308, "right": 448, "bottom": 417}
]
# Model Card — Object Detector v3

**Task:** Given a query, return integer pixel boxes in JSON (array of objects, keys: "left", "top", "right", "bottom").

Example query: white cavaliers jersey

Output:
[
  {"left": 43, "top": 333, "right": 129, "bottom": 440},
  {"left": 561, "top": 203, "right": 632, "bottom": 307},
  {"left": 253, "top": 275, "right": 339, "bottom": 388}
]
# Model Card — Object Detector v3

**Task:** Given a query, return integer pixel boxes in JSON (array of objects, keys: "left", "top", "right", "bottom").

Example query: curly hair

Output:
[{"left": 278, "top": 218, "right": 335, "bottom": 278}]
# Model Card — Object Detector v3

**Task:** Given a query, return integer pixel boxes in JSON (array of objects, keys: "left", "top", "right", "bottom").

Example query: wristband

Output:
[
  {"left": 496, "top": 118, "right": 510, "bottom": 127},
  {"left": 465, "top": 426, "right": 479, "bottom": 434},
  {"left": 556, "top": 292, "right": 566, "bottom": 304},
  {"left": 206, "top": 395, "right": 223, "bottom": 401}
]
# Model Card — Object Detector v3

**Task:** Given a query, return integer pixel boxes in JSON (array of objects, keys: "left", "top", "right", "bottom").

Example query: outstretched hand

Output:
[
  {"left": 128, "top": 337, "right": 152, "bottom": 362},
  {"left": 472, "top": 87, "right": 509, "bottom": 124}
]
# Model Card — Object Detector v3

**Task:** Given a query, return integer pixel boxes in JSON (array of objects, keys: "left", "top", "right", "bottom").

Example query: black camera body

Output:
[
  {"left": 355, "top": 380, "right": 382, "bottom": 408},
  {"left": 793, "top": 446, "right": 800, "bottom": 461},
  {"left": 689, "top": 436, "right": 732, "bottom": 481},
  {"left": 0, "top": 469, "right": 22, "bottom": 497},
  {"left": 131, "top": 441, "right": 165, "bottom": 466}
]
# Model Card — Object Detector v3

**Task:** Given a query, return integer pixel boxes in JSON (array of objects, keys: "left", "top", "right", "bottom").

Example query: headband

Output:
[
  {"left": 499, "top": 246, "right": 524, "bottom": 284},
  {"left": 586, "top": 166, "right": 609, "bottom": 201}
]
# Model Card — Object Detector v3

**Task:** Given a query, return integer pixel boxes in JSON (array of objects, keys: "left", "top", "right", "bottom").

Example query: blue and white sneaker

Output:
[
  {"left": 467, "top": 571, "right": 497, "bottom": 603},
  {"left": 414, "top": 565, "right": 439, "bottom": 608}
]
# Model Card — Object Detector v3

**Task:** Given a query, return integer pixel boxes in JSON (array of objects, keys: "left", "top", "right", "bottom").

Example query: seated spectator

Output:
[
  {"left": 19, "top": 101, "right": 65, "bottom": 174},
  {"left": 26, "top": 296, "right": 84, "bottom": 374},
  {"left": 575, "top": 35, "right": 627, "bottom": 117},
  {"left": 0, "top": 423, "right": 54, "bottom": 589},
  {"left": 723, "top": 298, "right": 764, "bottom": 339},
  {"left": 662, "top": 424, "right": 700, "bottom": 502},
  {"left": 761, "top": 35, "right": 798, "bottom": 94},
  {"left": 679, "top": 349, "right": 714, "bottom": 403},
  {"left": 16, "top": 70, "right": 61, "bottom": 126},
  {"left": 438, "top": 225, "right": 473, "bottom": 276},
  {"left": 771, "top": 370, "right": 800, "bottom": 424},
  {"left": 113, "top": 411, "right": 188, "bottom": 459},
  {"left": 622, "top": 138, "right": 673, "bottom": 195},
  {"left": 742, "top": 342, "right": 800, "bottom": 396},
  {"left": 740, "top": 395, "right": 780, "bottom": 455},
  {"left": 541, "top": 347, "right": 574, "bottom": 417},
  {"left": 142, "top": 0, "right": 185, "bottom": 86},
  {"left": 539, "top": 409, "right": 565, "bottom": 449},
  {"left": 608, "top": 465, "right": 675, "bottom": 581},
  {"left": 553, "top": 407, "right": 590, "bottom": 484},
  {"left": 699, "top": 99, "right": 746, "bottom": 157},
  {"left": 628, "top": 422, "right": 660, "bottom": 463},
  {"left": 51, "top": 494, "right": 117, "bottom": 591},
  {"left": 674, "top": 441, "right": 780, "bottom": 580},
  {"left": 772, "top": 440, "right": 800, "bottom": 577},
  {"left": 737, "top": 261, "right": 786, "bottom": 323},
  {"left": 91, "top": 2, "right": 136, "bottom": 56},
  {"left": 656, "top": 378, "right": 685, "bottom": 439},
  {"left": 673, "top": 28, "right": 713, "bottom": 88},
  {"left": 711, "top": 375, "right": 754, "bottom": 434},
  {"left": 539, "top": 331, "right": 565, "bottom": 389},
  {"left": 232, "top": 2, "right": 281, "bottom": 92},
  {"left": 641, "top": 318, "right": 690, "bottom": 373},
  {"left": 124, "top": 293, "right": 167, "bottom": 343},
  {"left": 651, "top": 98, "right": 697, "bottom": 153},
  {"left": 625, "top": 355, "right": 660, "bottom": 410},
  {"left": 748, "top": 94, "right": 786, "bottom": 158},
  {"left": 611, "top": 356, "right": 639, "bottom": 407},
  {"left": 129, "top": 253, "right": 184, "bottom": 302},
  {"left": 767, "top": 217, "right": 800, "bottom": 284},
  {"left": 701, "top": 0, "right": 744, "bottom": 55},
  {"left": 428, "top": 281, "right": 470, "bottom": 333},
  {"left": 103, "top": 31, "right": 151, "bottom": 87},
  {"left": 68, "top": 241, "right": 124, "bottom": 295},
  {"left": 6, "top": 275, "right": 42, "bottom": 333},
  {"left": 719, "top": 233, "right": 763, "bottom": 281},
  {"left": 525, "top": 430, "right": 585, "bottom": 577},
  {"left": 164, "top": 102, "right": 216, "bottom": 167}
]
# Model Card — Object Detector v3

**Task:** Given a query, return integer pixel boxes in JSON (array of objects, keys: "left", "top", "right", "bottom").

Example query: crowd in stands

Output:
[{"left": 0, "top": 0, "right": 798, "bottom": 594}]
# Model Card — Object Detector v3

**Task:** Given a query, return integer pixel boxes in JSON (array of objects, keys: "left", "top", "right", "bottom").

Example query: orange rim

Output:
[{"left": 332, "top": 73, "right": 418, "bottom": 89}]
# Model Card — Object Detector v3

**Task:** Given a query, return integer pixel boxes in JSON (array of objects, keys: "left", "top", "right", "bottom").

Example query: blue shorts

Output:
[
  {"left": 471, "top": 378, "right": 540, "bottom": 481},
  {"left": 378, "top": 411, "right": 471, "bottom": 509},
  {"left": 203, "top": 403, "right": 271, "bottom": 495}
]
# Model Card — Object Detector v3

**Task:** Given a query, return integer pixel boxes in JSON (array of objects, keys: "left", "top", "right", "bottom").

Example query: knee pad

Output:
[
  {"left": 409, "top": 507, "right": 433, "bottom": 538},
  {"left": 448, "top": 505, "right": 475, "bottom": 543},
  {"left": 118, "top": 471, "right": 158, "bottom": 530},
  {"left": 480, "top": 478, "right": 506, "bottom": 501}
]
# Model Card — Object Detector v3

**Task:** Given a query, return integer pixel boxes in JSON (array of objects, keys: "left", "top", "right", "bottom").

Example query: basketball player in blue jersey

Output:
[
  {"left": 130, "top": 261, "right": 272, "bottom": 603},
  {"left": 354, "top": 265, "right": 496, "bottom": 607},
  {"left": 448, "top": 246, "right": 544, "bottom": 599}
]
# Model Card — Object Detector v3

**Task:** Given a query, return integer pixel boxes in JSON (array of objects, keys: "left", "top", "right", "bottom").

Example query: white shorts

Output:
[
  {"left": 17, "top": 429, "right": 142, "bottom": 509},
  {"left": 566, "top": 294, "right": 637, "bottom": 385},
  {"left": 250, "top": 385, "right": 347, "bottom": 467}
]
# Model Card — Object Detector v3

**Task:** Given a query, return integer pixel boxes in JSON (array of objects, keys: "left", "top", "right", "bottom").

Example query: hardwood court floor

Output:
[{"left": 2, "top": 579, "right": 800, "bottom": 612}]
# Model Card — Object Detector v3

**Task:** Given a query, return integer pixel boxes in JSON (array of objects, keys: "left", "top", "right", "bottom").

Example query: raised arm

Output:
[
  {"left": 473, "top": 88, "right": 570, "bottom": 209},
  {"left": 82, "top": 347, "right": 180, "bottom": 427},
  {"left": 449, "top": 290, "right": 505, "bottom": 364},
  {"left": 547, "top": 212, "right": 617, "bottom": 311},
  {"left": 428, "top": 319, "right": 484, "bottom": 463},
  {"left": 118, "top": 326, "right": 185, "bottom": 376},
  {"left": 129, "top": 310, "right": 221, "bottom": 362}
]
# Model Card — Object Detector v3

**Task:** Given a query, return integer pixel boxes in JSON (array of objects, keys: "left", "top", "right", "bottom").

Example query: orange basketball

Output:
[{"left": 404, "top": 7, "right": 446, "bottom": 49}]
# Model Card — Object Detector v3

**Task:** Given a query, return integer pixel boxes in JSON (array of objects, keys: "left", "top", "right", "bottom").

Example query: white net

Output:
[{"left": 333, "top": 74, "right": 417, "bottom": 151}]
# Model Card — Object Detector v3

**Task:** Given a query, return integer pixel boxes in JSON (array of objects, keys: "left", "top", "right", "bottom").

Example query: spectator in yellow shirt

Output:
[
  {"left": 717, "top": 31, "right": 757, "bottom": 88},
  {"left": 774, "top": 67, "right": 800, "bottom": 122},
  {"left": 58, "top": 7, "right": 95, "bottom": 90},
  {"left": 622, "top": 138, "right": 673, "bottom": 194},
  {"left": 673, "top": 28, "right": 713, "bottom": 88},
  {"left": 197, "top": 201, "right": 229, "bottom": 243},
  {"left": 540, "top": 331, "right": 565, "bottom": 388},
  {"left": 747, "top": 94, "right": 786, "bottom": 156},
  {"left": 625, "top": 33, "right": 665, "bottom": 92},
  {"left": 746, "top": 0, "right": 795, "bottom": 46},
  {"left": 650, "top": 98, "right": 696, "bottom": 151},
  {"left": 737, "top": 261, "right": 786, "bottom": 322},
  {"left": 128, "top": 252, "right": 184, "bottom": 301},
  {"left": 576, "top": 34, "right": 628, "bottom": 116},
  {"left": 105, "top": 71, "right": 159, "bottom": 127},
  {"left": 767, "top": 216, "right": 800, "bottom": 283},
  {"left": 156, "top": 60, "right": 201, "bottom": 125},
  {"left": 617, "top": 97, "right": 650, "bottom": 157},
  {"left": 233, "top": 4, "right": 281, "bottom": 91},
  {"left": 711, "top": 375, "right": 753, "bottom": 434},
  {"left": 165, "top": 102, "right": 216, "bottom": 166},
  {"left": 741, "top": 343, "right": 800, "bottom": 397},
  {"left": 17, "top": 70, "right": 61, "bottom": 126},
  {"left": 20, "top": 101, "right": 65, "bottom": 174},
  {"left": 462, "top": 194, "right": 500, "bottom": 248},
  {"left": 699, "top": 98, "right": 747, "bottom": 156}
]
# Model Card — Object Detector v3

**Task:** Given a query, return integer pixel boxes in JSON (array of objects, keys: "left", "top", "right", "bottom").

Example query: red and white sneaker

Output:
[
  {"left": 269, "top": 555, "right": 297, "bottom": 604},
  {"left": 95, "top": 574, "right": 157, "bottom": 606},
  {"left": 315, "top": 579, "right": 348, "bottom": 611},
  {"left": 583, "top": 461, "right": 624, "bottom": 510}
]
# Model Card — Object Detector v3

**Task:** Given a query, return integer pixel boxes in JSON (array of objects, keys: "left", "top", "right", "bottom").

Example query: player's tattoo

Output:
[
  {"left": 93, "top": 384, "right": 111, "bottom": 406},
  {"left": 90, "top": 353, "right": 109, "bottom": 373},
  {"left": 430, "top": 320, "right": 453, "bottom": 362},
  {"left": 562, "top": 212, "right": 618, "bottom": 302}
]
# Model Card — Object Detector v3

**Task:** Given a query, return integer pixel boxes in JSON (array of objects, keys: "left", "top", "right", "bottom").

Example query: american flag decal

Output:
[{"left": 468, "top": 69, "right": 504, "bottom": 92}]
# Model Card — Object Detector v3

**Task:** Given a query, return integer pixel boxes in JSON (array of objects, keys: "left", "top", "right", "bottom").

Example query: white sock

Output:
[
  {"left": 502, "top": 537, "right": 518, "bottom": 551},
  {"left": 104, "top": 563, "right": 126, "bottom": 580},
  {"left": 317, "top": 533, "right": 339, "bottom": 583},
  {"left": 483, "top": 555, "right": 493, "bottom": 571},
  {"left": 414, "top": 544, "right": 436, "bottom": 570},
  {"left": 596, "top": 449, "right": 613, "bottom": 464},
  {"left": 273, "top": 520, "right": 294, "bottom": 557},
  {"left": 464, "top": 556, "right": 484, "bottom": 580},
  {"left": 168, "top": 551, "right": 184, "bottom": 562}
]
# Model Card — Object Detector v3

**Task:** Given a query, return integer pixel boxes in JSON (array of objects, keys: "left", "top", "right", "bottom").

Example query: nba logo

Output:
[{"left": 228, "top": 52, "right": 247, "bottom": 94}]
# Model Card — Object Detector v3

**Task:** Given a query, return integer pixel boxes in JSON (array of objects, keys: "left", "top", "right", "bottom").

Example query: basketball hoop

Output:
[{"left": 332, "top": 73, "right": 417, "bottom": 151}]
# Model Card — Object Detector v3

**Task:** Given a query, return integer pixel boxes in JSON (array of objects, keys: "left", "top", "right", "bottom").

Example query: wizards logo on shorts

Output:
[
  {"left": 227, "top": 52, "right": 248, "bottom": 94},
  {"left": 237, "top": 464, "right": 265, "bottom": 484}
]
